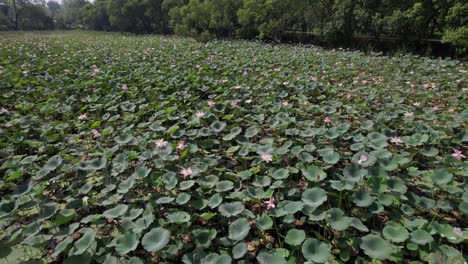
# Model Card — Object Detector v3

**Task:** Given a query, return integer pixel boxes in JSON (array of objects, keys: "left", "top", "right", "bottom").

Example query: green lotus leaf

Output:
[
  {"left": 200, "top": 253, "right": 232, "bottom": 264},
  {"left": 117, "top": 177, "right": 135, "bottom": 194},
  {"left": 301, "top": 238, "right": 331, "bottom": 263},
  {"left": 302, "top": 187, "right": 327, "bottom": 207},
  {"left": 228, "top": 218, "right": 250, "bottom": 241},
  {"left": 176, "top": 193, "right": 191, "bottom": 205},
  {"left": 114, "top": 133, "right": 133, "bottom": 144},
  {"left": 55, "top": 209, "right": 77, "bottom": 226},
  {"left": 44, "top": 155, "right": 63, "bottom": 171},
  {"left": 271, "top": 168, "right": 289, "bottom": 180},
  {"left": 382, "top": 222, "right": 409, "bottom": 243},
  {"left": 360, "top": 234, "right": 392, "bottom": 260},
  {"left": 63, "top": 254, "right": 92, "bottom": 264},
  {"left": 115, "top": 231, "right": 139, "bottom": 255},
  {"left": 379, "top": 158, "right": 398, "bottom": 171},
  {"left": 431, "top": 168, "right": 453, "bottom": 185},
  {"left": 179, "top": 180, "right": 195, "bottom": 190},
  {"left": 343, "top": 164, "right": 366, "bottom": 182},
  {"left": 156, "top": 197, "right": 175, "bottom": 204},
  {"left": 73, "top": 228, "right": 96, "bottom": 255},
  {"left": 38, "top": 202, "right": 59, "bottom": 220},
  {"left": 410, "top": 229, "right": 434, "bottom": 245},
  {"left": 132, "top": 166, "right": 151, "bottom": 179},
  {"left": 216, "top": 181, "right": 234, "bottom": 192},
  {"left": 87, "top": 157, "right": 107, "bottom": 170},
  {"left": 326, "top": 208, "right": 351, "bottom": 231},
  {"left": 437, "top": 245, "right": 461, "bottom": 257},
  {"left": 459, "top": 202, "right": 468, "bottom": 214},
  {"left": 256, "top": 214, "right": 273, "bottom": 231},
  {"left": 281, "top": 201, "right": 304, "bottom": 214},
  {"left": 219, "top": 202, "right": 244, "bottom": 217},
  {"left": 387, "top": 177, "right": 407, "bottom": 194},
  {"left": 245, "top": 126, "right": 260, "bottom": 138},
  {"left": 256, "top": 252, "right": 287, "bottom": 264},
  {"left": 0, "top": 200, "right": 17, "bottom": 219},
  {"left": 421, "top": 146, "right": 439, "bottom": 157},
  {"left": 141, "top": 227, "right": 170, "bottom": 252},
  {"left": 103, "top": 204, "right": 129, "bottom": 219},
  {"left": 360, "top": 120, "right": 374, "bottom": 130},
  {"left": 330, "top": 180, "right": 354, "bottom": 191},
  {"left": 121, "top": 102, "right": 136, "bottom": 111},
  {"left": 301, "top": 166, "right": 327, "bottom": 182},
  {"left": 352, "top": 189, "right": 375, "bottom": 207},
  {"left": 189, "top": 228, "right": 209, "bottom": 248},
  {"left": 167, "top": 125, "right": 179, "bottom": 135},
  {"left": 285, "top": 229, "right": 306, "bottom": 246},
  {"left": 350, "top": 217, "right": 369, "bottom": 232},
  {"left": 127, "top": 257, "right": 144, "bottom": 264},
  {"left": 167, "top": 211, "right": 191, "bottom": 223},
  {"left": 319, "top": 149, "right": 340, "bottom": 164},
  {"left": 232, "top": 242, "right": 248, "bottom": 259},
  {"left": 208, "top": 193, "right": 223, "bottom": 208},
  {"left": 52, "top": 236, "right": 74, "bottom": 257},
  {"left": 210, "top": 121, "right": 226, "bottom": 133}
]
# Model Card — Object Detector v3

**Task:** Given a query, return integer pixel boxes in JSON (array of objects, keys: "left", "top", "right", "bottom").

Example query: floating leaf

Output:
[
  {"left": 302, "top": 187, "right": 327, "bottom": 207},
  {"left": 73, "top": 228, "right": 96, "bottom": 255},
  {"left": 285, "top": 229, "right": 306, "bottom": 246},
  {"left": 228, "top": 218, "right": 250, "bottom": 241},
  {"left": 232, "top": 242, "right": 247, "bottom": 259},
  {"left": 360, "top": 234, "right": 392, "bottom": 260},
  {"left": 383, "top": 222, "right": 409, "bottom": 243},
  {"left": 301, "top": 238, "right": 331, "bottom": 263},
  {"left": 115, "top": 232, "right": 139, "bottom": 255},
  {"left": 219, "top": 202, "right": 244, "bottom": 217},
  {"left": 410, "top": 230, "right": 434, "bottom": 245},
  {"left": 301, "top": 166, "right": 327, "bottom": 182},
  {"left": 141, "top": 227, "right": 170, "bottom": 252},
  {"left": 326, "top": 208, "right": 351, "bottom": 231},
  {"left": 103, "top": 204, "right": 128, "bottom": 219}
]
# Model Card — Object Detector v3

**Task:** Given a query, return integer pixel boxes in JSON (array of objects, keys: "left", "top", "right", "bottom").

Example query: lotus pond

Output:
[{"left": 0, "top": 31, "right": 467, "bottom": 263}]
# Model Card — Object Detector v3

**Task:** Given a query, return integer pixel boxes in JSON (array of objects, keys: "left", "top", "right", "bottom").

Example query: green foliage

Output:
[{"left": 0, "top": 31, "right": 467, "bottom": 263}]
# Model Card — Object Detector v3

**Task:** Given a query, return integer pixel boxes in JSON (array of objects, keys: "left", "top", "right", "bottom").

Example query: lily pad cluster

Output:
[{"left": 0, "top": 31, "right": 467, "bottom": 263}]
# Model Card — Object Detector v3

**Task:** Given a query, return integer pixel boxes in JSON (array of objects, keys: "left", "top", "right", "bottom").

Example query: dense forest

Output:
[{"left": 0, "top": 0, "right": 467, "bottom": 53}]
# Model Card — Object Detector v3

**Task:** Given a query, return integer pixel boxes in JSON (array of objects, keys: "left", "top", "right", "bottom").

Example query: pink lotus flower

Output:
[
  {"left": 311, "top": 76, "right": 318, "bottom": 81},
  {"left": 78, "top": 113, "right": 87, "bottom": 120},
  {"left": 451, "top": 148, "right": 466, "bottom": 160},
  {"left": 208, "top": 100, "right": 215, "bottom": 107},
  {"left": 177, "top": 140, "right": 187, "bottom": 151},
  {"left": 122, "top": 84, "right": 128, "bottom": 90},
  {"left": 403, "top": 111, "right": 414, "bottom": 117},
  {"left": 358, "top": 154, "right": 368, "bottom": 164},
  {"left": 92, "top": 129, "right": 101, "bottom": 138},
  {"left": 282, "top": 101, "right": 289, "bottom": 106},
  {"left": 261, "top": 153, "right": 273, "bottom": 163},
  {"left": 180, "top": 167, "right": 193, "bottom": 178},
  {"left": 453, "top": 227, "right": 463, "bottom": 236},
  {"left": 263, "top": 196, "right": 276, "bottom": 210},
  {"left": 390, "top": 137, "right": 403, "bottom": 145},
  {"left": 0, "top": 107, "right": 9, "bottom": 114},
  {"left": 155, "top": 139, "right": 168, "bottom": 148},
  {"left": 195, "top": 111, "right": 205, "bottom": 118},
  {"left": 230, "top": 101, "right": 238, "bottom": 108},
  {"left": 324, "top": 116, "right": 332, "bottom": 123}
]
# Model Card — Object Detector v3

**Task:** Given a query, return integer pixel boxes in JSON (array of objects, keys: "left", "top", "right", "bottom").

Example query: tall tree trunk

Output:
[{"left": 12, "top": 0, "right": 18, "bottom": 30}]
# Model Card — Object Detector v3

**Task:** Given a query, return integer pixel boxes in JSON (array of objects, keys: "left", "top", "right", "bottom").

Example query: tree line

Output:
[{"left": 1, "top": 0, "right": 467, "bottom": 53}]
